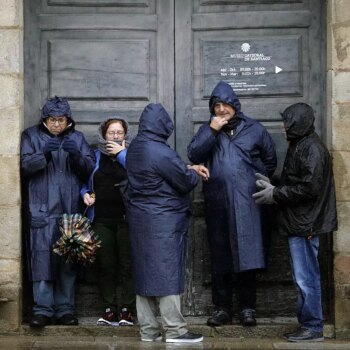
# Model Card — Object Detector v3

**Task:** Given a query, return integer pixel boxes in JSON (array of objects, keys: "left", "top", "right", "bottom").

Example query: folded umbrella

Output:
[{"left": 53, "top": 213, "right": 101, "bottom": 264}]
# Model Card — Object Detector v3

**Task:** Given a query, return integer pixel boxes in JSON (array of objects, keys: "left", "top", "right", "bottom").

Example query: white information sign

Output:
[{"left": 203, "top": 38, "right": 301, "bottom": 96}]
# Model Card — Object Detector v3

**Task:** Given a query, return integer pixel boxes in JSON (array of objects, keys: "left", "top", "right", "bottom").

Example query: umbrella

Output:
[{"left": 53, "top": 213, "right": 101, "bottom": 264}]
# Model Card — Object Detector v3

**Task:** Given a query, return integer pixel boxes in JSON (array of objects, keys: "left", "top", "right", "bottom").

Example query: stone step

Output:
[{"left": 19, "top": 317, "right": 335, "bottom": 339}]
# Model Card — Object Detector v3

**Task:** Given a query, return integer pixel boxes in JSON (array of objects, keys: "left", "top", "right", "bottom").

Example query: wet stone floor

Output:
[
  {"left": 2, "top": 318, "right": 349, "bottom": 350},
  {"left": 1, "top": 336, "right": 350, "bottom": 350}
]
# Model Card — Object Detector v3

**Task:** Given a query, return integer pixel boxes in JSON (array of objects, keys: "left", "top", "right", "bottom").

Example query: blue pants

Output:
[
  {"left": 288, "top": 236, "right": 323, "bottom": 332},
  {"left": 32, "top": 261, "right": 77, "bottom": 318}
]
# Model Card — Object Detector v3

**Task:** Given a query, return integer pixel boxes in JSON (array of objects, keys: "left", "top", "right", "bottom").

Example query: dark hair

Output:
[{"left": 102, "top": 118, "right": 128, "bottom": 139}]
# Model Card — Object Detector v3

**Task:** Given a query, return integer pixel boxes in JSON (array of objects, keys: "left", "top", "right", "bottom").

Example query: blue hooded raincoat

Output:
[
  {"left": 126, "top": 103, "right": 199, "bottom": 296},
  {"left": 21, "top": 98, "right": 95, "bottom": 281},
  {"left": 187, "top": 81, "right": 277, "bottom": 272}
]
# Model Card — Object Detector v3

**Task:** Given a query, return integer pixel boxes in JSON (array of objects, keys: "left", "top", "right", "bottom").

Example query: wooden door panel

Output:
[
  {"left": 47, "top": 39, "right": 152, "bottom": 99},
  {"left": 175, "top": 0, "right": 326, "bottom": 317},
  {"left": 40, "top": 0, "right": 155, "bottom": 14}
]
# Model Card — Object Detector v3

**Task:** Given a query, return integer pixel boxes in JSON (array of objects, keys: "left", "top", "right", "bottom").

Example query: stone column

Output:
[
  {"left": 329, "top": 0, "right": 350, "bottom": 340},
  {"left": 0, "top": 0, "right": 23, "bottom": 330}
]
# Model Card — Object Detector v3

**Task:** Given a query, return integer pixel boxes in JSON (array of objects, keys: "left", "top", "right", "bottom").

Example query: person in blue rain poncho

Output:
[
  {"left": 126, "top": 103, "right": 209, "bottom": 343},
  {"left": 187, "top": 81, "right": 277, "bottom": 327},
  {"left": 21, "top": 97, "right": 95, "bottom": 328}
]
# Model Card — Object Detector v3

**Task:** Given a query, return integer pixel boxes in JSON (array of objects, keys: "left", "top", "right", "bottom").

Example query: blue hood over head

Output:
[
  {"left": 41, "top": 96, "right": 73, "bottom": 121},
  {"left": 138, "top": 103, "right": 174, "bottom": 141},
  {"left": 209, "top": 81, "right": 242, "bottom": 117}
]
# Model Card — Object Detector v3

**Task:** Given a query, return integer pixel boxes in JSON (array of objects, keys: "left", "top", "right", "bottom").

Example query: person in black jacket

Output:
[
  {"left": 81, "top": 117, "right": 135, "bottom": 326},
  {"left": 253, "top": 103, "right": 337, "bottom": 342}
]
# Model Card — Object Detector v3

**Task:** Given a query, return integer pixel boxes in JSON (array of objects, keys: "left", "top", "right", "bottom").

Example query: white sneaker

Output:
[
  {"left": 118, "top": 307, "right": 134, "bottom": 326},
  {"left": 166, "top": 332, "right": 203, "bottom": 343},
  {"left": 119, "top": 319, "right": 134, "bottom": 326},
  {"left": 96, "top": 318, "right": 119, "bottom": 327},
  {"left": 141, "top": 334, "right": 163, "bottom": 342}
]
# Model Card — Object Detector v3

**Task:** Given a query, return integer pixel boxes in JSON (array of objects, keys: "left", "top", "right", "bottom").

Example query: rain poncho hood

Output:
[
  {"left": 41, "top": 96, "right": 73, "bottom": 120},
  {"left": 281, "top": 103, "right": 315, "bottom": 141},
  {"left": 209, "top": 81, "right": 243, "bottom": 117},
  {"left": 138, "top": 103, "right": 174, "bottom": 142}
]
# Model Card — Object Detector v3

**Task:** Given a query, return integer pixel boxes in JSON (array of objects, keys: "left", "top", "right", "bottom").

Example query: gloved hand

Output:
[
  {"left": 252, "top": 180, "right": 276, "bottom": 204},
  {"left": 43, "top": 138, "right": 61, "bottom": 161},
  {"left": 62, "top": 137, "right": 79, "bottom": 157},
  {"left": 255, "top": 173, "right": 271, "bottom": 189}
]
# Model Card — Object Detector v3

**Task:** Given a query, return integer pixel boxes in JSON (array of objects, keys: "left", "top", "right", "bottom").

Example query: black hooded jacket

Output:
[{"left": 273, "top": 103, "right": 337, "bottom": 236}]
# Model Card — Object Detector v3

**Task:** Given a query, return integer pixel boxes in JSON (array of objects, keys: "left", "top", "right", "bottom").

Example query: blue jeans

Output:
[
  {"left": 288, "top": 236, "right": 323, "bottom": 332},
  {"left": 32, "top": 261, "right": 77, "bottom": 318}
]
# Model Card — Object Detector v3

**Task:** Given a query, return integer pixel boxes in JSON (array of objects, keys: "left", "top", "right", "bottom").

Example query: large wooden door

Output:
[
  {"left": 175, "top": 0, "right": 329, "bottom": 318},
  {"left": 24, "top": 0, "right": 328, "bottom": 319},
  {"left": 24, "top": 0, "right": 175, "bottom": 318}
]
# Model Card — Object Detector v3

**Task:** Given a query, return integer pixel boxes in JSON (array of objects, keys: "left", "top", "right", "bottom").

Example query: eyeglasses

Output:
[
  {"left": 46, "top": 117, "right": 67, "bottom": 125},
  {"left": 107, "top": 131, "right": 125, "bottom": 136}
]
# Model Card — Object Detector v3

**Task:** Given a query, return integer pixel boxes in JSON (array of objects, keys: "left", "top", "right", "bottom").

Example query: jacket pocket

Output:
[
  {"left": 31, "top": 216, "right": 49, "bottom": 228},
  {"left": 30, "top": 204, "right": 49, "bottom": 228}
]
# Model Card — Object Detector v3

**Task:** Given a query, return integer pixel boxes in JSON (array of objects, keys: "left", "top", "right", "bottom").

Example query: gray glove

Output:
[
  {"left": 255, "top": 173, "right": 270, "bottom": 189},
  {"left": 252, "top": 180, "right": 276, "bottom": 204}
]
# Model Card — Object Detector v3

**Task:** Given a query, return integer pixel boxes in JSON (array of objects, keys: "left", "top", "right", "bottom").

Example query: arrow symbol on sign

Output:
[{"left": 275, "top": 66, "right": 283, "bottom": 74}]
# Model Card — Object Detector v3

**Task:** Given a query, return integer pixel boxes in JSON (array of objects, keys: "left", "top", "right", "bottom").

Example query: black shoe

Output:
[
  {"left": 240, "top": 308, "right": 257, "bottom": 327},
  {"left": 166, "top": 332, "right": 203, "bottom": 343},
  {"left": 207, "top": 309, "right": 232, "bottom": 327},
  {"left": 56, "top": 314, "right": 78, "bottom": 326},
  {"left": 286, "top": 328, "right": 324, "bottom": 342},
  {"left": 283, "top": 327, "right": 302, "bottom": 339},
  {"left": 30, "top": 314, "right": 52, "bottom": 328}
]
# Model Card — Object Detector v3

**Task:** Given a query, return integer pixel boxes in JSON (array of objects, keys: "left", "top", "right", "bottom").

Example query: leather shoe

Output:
[
  {"left": 56, "top": 314, "right": 78, "bottom": 326},
  {"left": 240, "top": 308, "right": 257, "bottom": 327},
  {"left": 207, "top": 309, "right": 232, "bottom": 327},
  {"left": 30, "top": 314, "right": 52, "bottom": 328}
]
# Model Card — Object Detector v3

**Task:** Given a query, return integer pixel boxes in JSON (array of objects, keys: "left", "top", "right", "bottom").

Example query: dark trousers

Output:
[
  {"left": 209, "top": 226, "right": 257, "bottom": 313},
  {"left": 212, "top": 269, "right": 256, "bottom": 313},
  {"left": 93, "top": 217, "right": 135, "bottom": 312}
]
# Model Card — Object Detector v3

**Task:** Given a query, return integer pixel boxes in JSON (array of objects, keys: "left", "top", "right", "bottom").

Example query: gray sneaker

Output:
[
  {"left": 166, "top": 332, "right": 203, "bottom": 343},
  {"left": 287, "top": 328, "right": 324, "bottom": 342}
]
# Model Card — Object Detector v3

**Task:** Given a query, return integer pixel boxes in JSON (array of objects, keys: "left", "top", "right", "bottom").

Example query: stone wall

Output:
[
  {"left": 329, "top": 0, "right": 350, "bottom": 340},
  {"left": 0, "top": 0, "right": 23, "bottom": 331}
]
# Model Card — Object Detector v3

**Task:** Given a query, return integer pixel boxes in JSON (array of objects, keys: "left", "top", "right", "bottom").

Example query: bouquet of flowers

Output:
[{"left": 53, "top": 213, "right": 101, "bottom": 264}]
